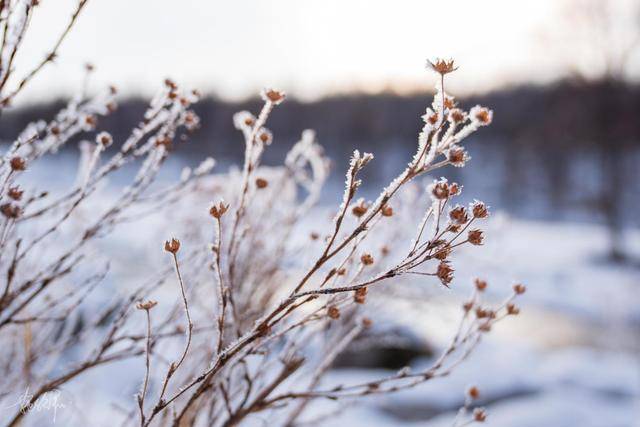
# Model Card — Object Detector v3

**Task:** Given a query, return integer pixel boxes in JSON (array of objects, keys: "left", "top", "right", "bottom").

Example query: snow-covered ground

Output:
[{"left": 299, "top": 215, "right": 640, "bottom": 427}]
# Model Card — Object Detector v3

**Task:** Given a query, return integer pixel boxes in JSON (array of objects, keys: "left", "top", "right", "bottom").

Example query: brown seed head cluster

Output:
[
  {"left": 164, "top": 238, "right": 181, "bottom": 254},
  {"left": 472, "top": 201, "right": 489, "bottom": 219},
  {"left": 431, "top": 179, "right": 449, "bottom": 200},
  {"left": 468, "top": 229, "right": 484, "bottom": 245},
  {"left": 261, "top": 88, "right": 286, "bottom": 105},
  {"left": 506, "top": 303, "right": 520, "bottom": 315},
  {"left": 209, "top": 201, "right": 229, "bottom": 219},
  {"left": 354, "top": 287, "right": 367, "bottom": 304},
  {"left": 255, "top": 177, "right": 268, "bottom": 189},
  {"left": 8, "top": 186, "right": 22, "bottom": 201},
  {"left": 352, "top": 199, "right": 369, "bottom": 217},
  {"left": 474, "top": 278, "right": 487, "bottom": 292},
  {"left": 467, "top": 386, "right": 480, "bottom": 400},
  {"left": 10, "top": 156, "right": 26, "bottom": 171},
  {"left": 327, "top": 305, "right": 340, "bottom": 320},
  {"left": 513, "top": 283, "right": 526, "bottom": 295},
  {"left": 136, "top": 300, "right": 158, "bottom": 311},
  {"left": 427, "top": 58, "right": 458, "bottom": 75},
  {"left": 96, "top": 131, "right": 113, "bottom": 147},
  {"left": 436, "top": 261, "right": 454, "bottom": 286},
  {"left": 360, "top": 253, "right": 374, "bottom": 266},
  {"left": 473, "top": 407, "right": 487, "bottom": 422},
  {"left": 0, "top": 203, "right": 20, "bottom": 219},
  {"left": 381, "top": 204, "right": 393, "bottom": 217},
  {"left": 449, "top": 206, "right": 469, "bottom": 224}
]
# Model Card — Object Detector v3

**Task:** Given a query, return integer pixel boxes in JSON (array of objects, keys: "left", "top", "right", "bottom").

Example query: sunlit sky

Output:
[{"left": 14, "top": 0, "right": 640, "bottom": 105}]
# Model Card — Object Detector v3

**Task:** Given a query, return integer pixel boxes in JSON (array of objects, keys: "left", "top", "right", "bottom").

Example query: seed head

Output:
[
  {"left": 430, "top": 179, "right": 449, "bottom": 200},
  {"left": 436, "top": 261, "right": 454, "bottom": 286},
  {"left": 96, "top": 131, "right": 113, "bottom": 147},
  {"left": 449, "top": 108, "right": 466, "bottom": 123},
  {"left": 513, "top": 283, "right": 526, "bottom": 295},
  {"left": 427, "top": 58, "right": 458, "bottom": 75},
  {"left": 261, "top": 88, "right": 286, "bottom": 105},
  {"left": 449, "top": 182, "right": 461, "bottom": 196},
  {"left": 255, "top": 177, "right": 268, "bottom": 189},
  {"left": 327, "top": 306, "right": 340, "bottom": 320},
  {"left": 470, "top": 105, "right": 493, "bottom": 126},
  {"left": 362, "top": 317, "right": 373, "bottom": 328},
  {"left": 474, "top": 278, "right": 488, "bottom": 291},
  {"left": 381, "top": 204, "right": 393, "bottom": 217},
  {"left": 257, "top": 128, "right": 273, "bottom": 145},
  {"left": 209, "top": 200, "right": 229, "bottom": 219},
  {"left": 10, "top": 156, "right": 26, "bottom": 171},
  {"left": 0, "top": 203, "right": 20, "bottom": 219},
  {"left": 354, "top": 287, "right": 367, "bottom": 304},
  {"left": 164, "top": 238, "right": 180, "bottom": 254},
  {"left": 8, "top": 186, "right": 22, "bottom": 201},
  {"left": 446, "top": 145, "right": 469, "bottom": 167},
  {"left": 473, "top": 407, "right": 487, "bottom": 422},
  {"left": 467, "top": 386, "right": 480, "bottom": 400},
  {"left": 360, "top": 253, "right": 374, "bottom": 266},
  {"left": 136, "top": 300, "right": 158, "bottom": 311},
  {"left": 352, "top": 199, "right": 369, "bottom": 217},
  {"left": 449, "top": 205, "right": 469, "bottom": 224},
  {"left": 471, "top": 201, "right": 489, "bottom": 219},
  {"left": 506, "top": 303, "right": 520, "bottom": 315},
  {"left": 468, "top": 229, "right": 484, "bottom": 245}
]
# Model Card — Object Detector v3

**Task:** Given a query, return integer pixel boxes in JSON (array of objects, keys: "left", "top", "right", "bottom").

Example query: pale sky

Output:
[{"left": 13, "top": 0, "right": 640, "bottom": 105}]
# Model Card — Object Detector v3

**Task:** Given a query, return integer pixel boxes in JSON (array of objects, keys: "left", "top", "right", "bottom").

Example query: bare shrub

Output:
[{"left": 0, "top": 3, "right": 525, "bottom": 426}]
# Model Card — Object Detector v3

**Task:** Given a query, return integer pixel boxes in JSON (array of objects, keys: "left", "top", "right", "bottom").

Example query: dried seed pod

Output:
[
  {"left": 10, "top": 156, "right": 26, "bottom": 171},
  {"left": 209, "top": 201, "right": 229, "bottom": 219},
  {"left": 255, "top": 178, "right": 268, "bottom": 189},
  {"left": 164, "top": 238, "right": 180, "bottom": 254},
  {"left": 427, "top": 58, "right": 457, "bottom": 75},
  {"left": 513, "top": 283, "right": 526, "bottom": 295},
  {"left": 327, "top": 306, "right": 340, "bottom": 320},
  {"left": 474, "top": 278, "right": 488, "bottom": 292},
  {"left": 354, "top": 287, "right": 367, "bottom": 304},
  {"left": 360, "top": 253, "right": 374, "bottom": 266},
  {"left": 136, "top": 300, "right": 158, "bottom": 311},
  {"left": 261, "top": 88, "right": 286, "bottom": 105},
  {"left": 468, "top": 229, "right": 484, "bottom": 245}
]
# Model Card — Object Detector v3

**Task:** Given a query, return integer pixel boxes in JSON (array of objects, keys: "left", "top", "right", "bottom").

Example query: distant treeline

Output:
[{"left": 2, "top": 80, "right": 639, "bottom": 253}]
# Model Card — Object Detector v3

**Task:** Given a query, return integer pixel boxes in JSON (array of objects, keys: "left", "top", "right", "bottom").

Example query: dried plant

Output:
[{"left": 0, "top": 3, "right": 526, "bottom": 426}]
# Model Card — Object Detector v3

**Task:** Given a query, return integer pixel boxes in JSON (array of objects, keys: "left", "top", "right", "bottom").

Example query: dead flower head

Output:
[
  {"left": 136, "top": 300, "right": 158, "bottom": 311},
  {"left": 513, "top": 283, "right": 527, "bottom": 295},
  {"left": 473, "top": 407, "right": 487, "bottom": 422},
  {"left": 164, "top": 238, "right": 181, "bottom": 254},
  {"left": 255, "top": 177, "right": 268, "bottom": 189},
  {"left": 381, "top": 204, "right": 393, "bottom": 217},
  {"left": 8, "top": 186, "right": 23, "bottom": 201},
  {"left": 96, "top": 131, "right": 113, "bottom": 147},
  {"left": 449, "top": 205, "right": 469, "bottom": 224},
  {"left": 327, "top": 305, "right": 340, "bottom": 320},
  {"left": 10, "top": 156, "right": 26, "bottom": 171},
  {"left": 430, "top": 178, "right": 449, "bottom": 200},
  {"left": 0, "top": 203, "right": 21, "bottom": 219},
  {"left": 436, "top": 261, "right": 454, "bottom": 286},
  {"left": 471, "top": 200, "right": 489, "bottom": 219},
  {"left": 352, "top": 198, "right": 369, "bottom": 217},
  {"left": 261, "top": 88, "right": 286, "bottom": 105},
  {"left": 209, "top": 200, "right": 229, "bottom": 219},
  {"left": 474, "top": 278, "right": 488, "bottom": 291},
  {"left": 468, "top": 229, "right": 484, "bottom": 245},
  {"left": 360, "top": 253, "right": 374, "bottom": 266},
  {"left": 467, "top": 385, "right": 480, "bottom": 400},
  {"left": 427, "top": 58, "right": 458, "bottom": 75},
  {"left": 354, "top": 287, "right": 367, "bottom": 304}
]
